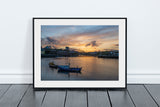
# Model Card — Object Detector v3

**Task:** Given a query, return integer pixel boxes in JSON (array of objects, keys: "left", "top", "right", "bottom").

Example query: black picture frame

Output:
[{"left": 33, "top": 17, "right": 127, "bottom": 89}]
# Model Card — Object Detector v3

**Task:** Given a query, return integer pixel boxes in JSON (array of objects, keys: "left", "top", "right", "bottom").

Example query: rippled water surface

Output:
[{"left": 41, "top": 56, "right": 118, "bottom": 80}]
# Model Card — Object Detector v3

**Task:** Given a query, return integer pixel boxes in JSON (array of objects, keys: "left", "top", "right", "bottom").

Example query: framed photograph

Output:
[{"left": 33, "top": 18, "right": 127, "bottom": 89}]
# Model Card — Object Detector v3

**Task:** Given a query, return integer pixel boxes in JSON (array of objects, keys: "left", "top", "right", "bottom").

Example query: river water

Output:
[{"left": 41, "top": 56, "right": 118, "bottom": 80}]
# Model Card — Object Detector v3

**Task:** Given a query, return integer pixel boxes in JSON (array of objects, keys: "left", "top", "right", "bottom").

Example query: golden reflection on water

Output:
[{"left": 41, "top": 56, "right": 118, "bottom": 80}]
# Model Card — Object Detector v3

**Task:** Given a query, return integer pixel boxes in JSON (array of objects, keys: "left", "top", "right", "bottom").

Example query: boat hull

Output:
[
  {"left": 58, "top": 66, "right": 82, "bottom": 72},
  {"left": 49, "top": 64, "right": 58, "bottom": 68}
]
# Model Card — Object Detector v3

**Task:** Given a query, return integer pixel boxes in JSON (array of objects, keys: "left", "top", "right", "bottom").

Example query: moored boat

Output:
[
  {"left": 48, "top": 62, "right": 58, "bottom": 68},
  {"left": 58, "top": 65, "right": 82, "bottom": 72}
]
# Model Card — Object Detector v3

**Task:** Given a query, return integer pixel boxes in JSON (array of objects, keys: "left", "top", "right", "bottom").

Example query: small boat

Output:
[
  {"left": 58, "top": 69, "right": 81, "bottom": 74},
  {"left": 49, "top": 62, "right": 58, "bottom": 68},
  {"left": 58, "top": 65, "right": 82, "bottom": 72}
]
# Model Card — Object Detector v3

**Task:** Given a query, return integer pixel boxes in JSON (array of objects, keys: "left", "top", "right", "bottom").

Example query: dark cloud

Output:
[
  {"left": 41, "top": 37, "right": 60, "bottom": 49},
  {"left": 115, "top": 44, "right": 119, "bottom": 46},
  {"left": 46, "top": 37, "right": 59, "bottom": 44},
  {"left": 85, "top": 41, "right": 99, "bottom": 47}
]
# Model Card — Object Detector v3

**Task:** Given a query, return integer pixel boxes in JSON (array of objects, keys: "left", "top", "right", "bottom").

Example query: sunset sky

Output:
[{"left": 41, "top": 25, "right": 119, "bottom": 52}]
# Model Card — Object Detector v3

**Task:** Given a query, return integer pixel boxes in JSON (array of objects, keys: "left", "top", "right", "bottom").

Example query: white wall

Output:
[{"left": 0, "top": 0, "right": 160, "bottom": 83}]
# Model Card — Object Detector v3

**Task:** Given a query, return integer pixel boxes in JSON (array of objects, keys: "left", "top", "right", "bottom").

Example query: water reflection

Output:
[{"left": 41, "top": 56, "right": 118, "bottom": 80}]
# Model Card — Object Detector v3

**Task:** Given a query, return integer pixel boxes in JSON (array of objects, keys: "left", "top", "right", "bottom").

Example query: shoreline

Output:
[{"left": 41, "top": 54, "right": 118, "bottom": 59}]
